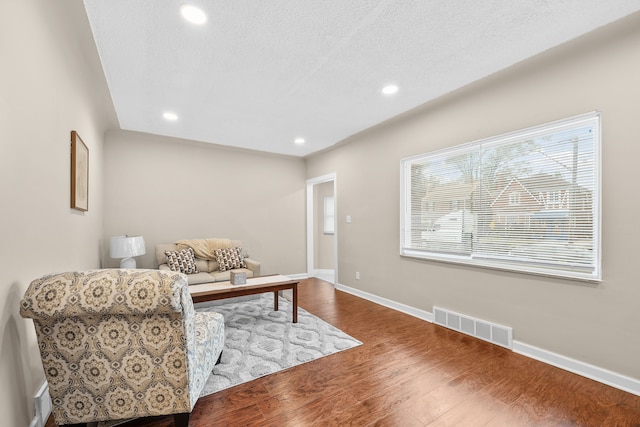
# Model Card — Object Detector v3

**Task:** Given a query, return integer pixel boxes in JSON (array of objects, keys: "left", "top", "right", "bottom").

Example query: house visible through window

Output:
[{"left": 400, "top": 112, "right": 601, "bottom": 281}]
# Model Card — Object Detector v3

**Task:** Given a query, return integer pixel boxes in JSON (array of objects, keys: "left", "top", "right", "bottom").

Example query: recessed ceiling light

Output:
[
  {"left": 381, "top": 84, "right": 399, "bottom": 95},
  {"left": 294, "top": 138, "right": 305, "bottom": 144},
  {"left": 180, "top": 4, "right": 207, "bottom": 25},
  {"left": 163, "top": 112, "right": 178, "bottom": 121}
]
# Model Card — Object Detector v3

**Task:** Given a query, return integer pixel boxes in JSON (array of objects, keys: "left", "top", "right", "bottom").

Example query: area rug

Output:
[{"left": 196, "top": 294, "right": 362, "bottom": 396}]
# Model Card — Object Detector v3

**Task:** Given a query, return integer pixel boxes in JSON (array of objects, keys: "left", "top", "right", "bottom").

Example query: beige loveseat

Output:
[{"left": 156, "top": 238, "right": 260, "bottom": 285}]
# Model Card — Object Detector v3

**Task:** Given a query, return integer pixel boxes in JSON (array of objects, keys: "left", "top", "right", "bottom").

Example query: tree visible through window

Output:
[{"left": 400, "top": 112, "right": 601, "bottom": 281}]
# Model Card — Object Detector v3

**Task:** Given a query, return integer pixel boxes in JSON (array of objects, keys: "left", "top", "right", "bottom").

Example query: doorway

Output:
[{"left": 306, "top": 173, "right": 337, "bottom": 285}]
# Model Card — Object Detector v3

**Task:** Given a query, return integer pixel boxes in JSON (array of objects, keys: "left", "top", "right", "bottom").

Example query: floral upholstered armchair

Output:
[{"left": 20, "top": 269, "right": 224, "bottom": 427}]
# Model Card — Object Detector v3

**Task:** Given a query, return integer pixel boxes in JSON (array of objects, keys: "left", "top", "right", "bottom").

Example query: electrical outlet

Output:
[
  {"left": 356, "top": 272, "right": 360, "bottom": 280},
  {"left": 346, "top": 215, "right": 352, "bottom": 223}
]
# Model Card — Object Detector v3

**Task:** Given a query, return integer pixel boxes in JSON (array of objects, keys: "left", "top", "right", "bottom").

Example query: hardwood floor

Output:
[{"left": 47, "top": 278, "right": 640, "bottom": 426}]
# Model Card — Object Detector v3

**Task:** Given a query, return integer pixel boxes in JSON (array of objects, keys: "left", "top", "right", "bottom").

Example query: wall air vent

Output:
[{"left": 433, "top": 306, "right": 513, "bottom": 349}]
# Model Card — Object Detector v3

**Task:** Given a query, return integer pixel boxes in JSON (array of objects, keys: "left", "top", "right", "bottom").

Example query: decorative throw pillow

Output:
[
  {"left": 214, "top": 247, "right": 246, "bottom": 272},
  {"left": 165, "top": 248, "right": 199, "bottom": 274}
]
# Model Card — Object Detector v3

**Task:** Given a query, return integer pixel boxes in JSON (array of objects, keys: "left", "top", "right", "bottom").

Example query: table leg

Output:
[
  {"left": 274, "top": 291, "right": 279, "bottom": 311},
  {"left": 292, "top": 283, "right": 298, "bottom": 323}
]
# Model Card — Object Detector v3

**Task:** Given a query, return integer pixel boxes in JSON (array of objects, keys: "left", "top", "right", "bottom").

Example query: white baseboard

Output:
[
  {"left": 513, "top": 341, "right": 640, "bottom": 396},
  {"left": 311, "top": 269, "right": 334, "bottom": 283},
  {"left": 335, "top": 282, "right": 433, "bottom": 322},
  {"left": 287, "top": 270, "right": 334, "bottom": 282},
  {"left": 335, "top": 282, "right": 640, "bottom": 397}
]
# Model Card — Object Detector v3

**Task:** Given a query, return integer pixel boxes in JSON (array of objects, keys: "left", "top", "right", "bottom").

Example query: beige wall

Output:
[
  {"left": 103, "top": 130, "right": 307, "bottom": 276},
  {"left": 314, "top": 181, "right": 335, "bottom": 270},
  {"left": 307, "top": 12, "right": 640, "bottom": 380},
  {"left": 0, "top": 1, "right": 117, "bottom": 425}
]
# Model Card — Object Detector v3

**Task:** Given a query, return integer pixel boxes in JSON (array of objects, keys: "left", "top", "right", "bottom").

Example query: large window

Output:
[{"left": 400, "top": 112, "right": 601, "bottom": 281}]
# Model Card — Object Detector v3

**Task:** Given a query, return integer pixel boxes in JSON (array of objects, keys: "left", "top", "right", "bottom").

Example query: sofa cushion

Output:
[
  {"left": 207, "top": 260, "right": 219, "bottom": 273},
  {"left": 195, "top": 259, "right": 209, "bottom": 273},
  {"left": 213, "top": 247, "right": 245, "bottom": 272},
  {"left": 165, "top": 248, "right": 199, "bottom": 274},
  {"left": 185, "top": 272, "right": 217, "bottom": 285}
]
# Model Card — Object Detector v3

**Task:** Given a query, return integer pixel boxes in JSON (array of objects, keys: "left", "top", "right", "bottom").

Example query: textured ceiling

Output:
[{"left": 83, "top": 1, "right": 640, "bottom": 157}]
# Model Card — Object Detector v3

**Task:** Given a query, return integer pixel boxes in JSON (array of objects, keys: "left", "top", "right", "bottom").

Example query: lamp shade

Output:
[{"left": 110, "top": 235, "right": 146, "bottom": 259}]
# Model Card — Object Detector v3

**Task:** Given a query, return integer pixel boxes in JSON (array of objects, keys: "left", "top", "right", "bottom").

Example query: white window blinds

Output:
[{"left": 400, "top": 112, "right": 600, "bottom": 281}]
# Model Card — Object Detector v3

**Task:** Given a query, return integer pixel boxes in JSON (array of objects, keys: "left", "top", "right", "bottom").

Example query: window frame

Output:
[
  {"left": 323, "top": 195, "right": 335, "bottom": 235},
  {"left": 400, "top": 112, "right": 601, "bottom": 282}
]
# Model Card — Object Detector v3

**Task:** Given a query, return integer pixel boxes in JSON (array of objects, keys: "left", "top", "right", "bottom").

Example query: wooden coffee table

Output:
[{"left": 188, "top": 274, "right": 300, "bottom": 323}]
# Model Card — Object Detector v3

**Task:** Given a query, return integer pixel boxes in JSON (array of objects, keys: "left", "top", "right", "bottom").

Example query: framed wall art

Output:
[{"left": 70, "top": 130, "right": 89, "bottom": 211}]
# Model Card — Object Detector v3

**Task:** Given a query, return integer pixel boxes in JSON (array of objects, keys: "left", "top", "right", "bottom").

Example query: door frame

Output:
[{"left": 306, "top": 173, "right": 337, "bottom": 285}]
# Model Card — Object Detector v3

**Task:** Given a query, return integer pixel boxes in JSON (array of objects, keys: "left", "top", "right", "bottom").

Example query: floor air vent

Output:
[{"left": 433, "top": 306, "right": 513, "bottom": 349}]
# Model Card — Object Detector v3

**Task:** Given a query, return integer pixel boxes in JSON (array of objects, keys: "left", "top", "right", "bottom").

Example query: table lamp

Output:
[{"left": 110, "top": 235, "right": 146, "bottom": 268}]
